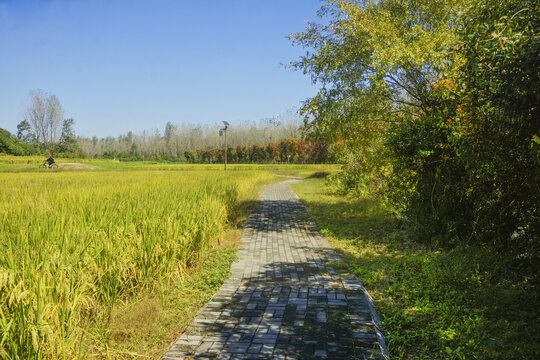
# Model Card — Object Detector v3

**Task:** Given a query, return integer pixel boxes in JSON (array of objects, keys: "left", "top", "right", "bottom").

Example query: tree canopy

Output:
[
  {"left": 0, "top": 128, "right": 37, "bottom": 156},
  {"left": 291, "top": 0, "right": 538, "bottom": 259}
]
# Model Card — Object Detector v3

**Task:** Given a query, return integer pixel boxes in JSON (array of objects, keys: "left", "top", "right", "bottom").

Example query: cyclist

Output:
[{"left": 45, "top": 154, "right": 56, "bottom": 167}]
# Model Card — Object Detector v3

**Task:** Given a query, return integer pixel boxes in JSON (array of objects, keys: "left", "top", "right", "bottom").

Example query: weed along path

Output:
[{"left": 163, "top": 179, "right": 387, "bottom": 359}]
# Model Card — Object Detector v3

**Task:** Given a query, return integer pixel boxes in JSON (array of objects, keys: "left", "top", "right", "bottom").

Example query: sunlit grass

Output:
[
  {"left": 0, "top": 155, "right": 339, "bottom": 174},
  {"left": 0, "top": 155, "right": 118, "bottom": 165},
  {"left": 0, "top": 169, "right": 274, "bottom": 359},
  {"left": 292, "top": 177, "right": 538, "bottom": 360}
]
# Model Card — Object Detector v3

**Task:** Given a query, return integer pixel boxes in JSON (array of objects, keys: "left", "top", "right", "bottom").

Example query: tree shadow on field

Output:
[
  {"left": 307, "top": 171, "right": 331, "bottom": 179},
  {"left": 229, "top": 200, "right": 259, "bottom": 228}
]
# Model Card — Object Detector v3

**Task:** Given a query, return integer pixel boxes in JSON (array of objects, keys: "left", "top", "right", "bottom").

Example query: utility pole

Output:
[{"left": 220, "top": 121, "right": 230, "bottom": 171}]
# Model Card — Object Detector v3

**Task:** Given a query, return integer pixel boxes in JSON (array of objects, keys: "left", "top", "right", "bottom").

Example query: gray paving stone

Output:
[
  {"left": 247, "top": 343, "right": 262, "bottom": 354},
  {"left": 162, "top": 179, "right": 387, "bottom": 359},
  {"left": 197, "top": 341, "right": 214, "bottom": 352},
  {"left": 314, "top": 349, "right": 327, "bottom": 357}
]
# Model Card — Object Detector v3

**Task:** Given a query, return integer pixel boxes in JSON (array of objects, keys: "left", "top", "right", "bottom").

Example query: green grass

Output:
[
  {"left": 85, "top": 162, "right": 339, "bottom": 173},
  {"left": 291, "top": 177, "right": 539, "bottom": 360},
  {"left": 0, "top": 156, "right": 339, "bottom": 173}
]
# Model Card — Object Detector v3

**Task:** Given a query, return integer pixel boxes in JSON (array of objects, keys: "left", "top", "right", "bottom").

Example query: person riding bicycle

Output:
[{"left": 46, "top": 155, "right": 55, "bottom": 167}]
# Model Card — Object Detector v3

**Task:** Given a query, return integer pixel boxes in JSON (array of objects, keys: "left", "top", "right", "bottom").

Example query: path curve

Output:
[{"left": 163, "top": 180, "right": 387, "bottom": 359}]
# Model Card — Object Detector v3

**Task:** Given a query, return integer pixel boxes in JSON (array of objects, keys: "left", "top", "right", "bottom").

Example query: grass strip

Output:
[{"left": 291, "top": 177, "right": 538, "bottom": 360}]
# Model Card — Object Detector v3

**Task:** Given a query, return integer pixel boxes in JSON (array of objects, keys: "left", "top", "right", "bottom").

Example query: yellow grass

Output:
[
  {"left": 0, "top": 155, "right": 117, "bottom": 165},
  {"left": 0, "top": 169, "right": 274, "bottom": 359}
]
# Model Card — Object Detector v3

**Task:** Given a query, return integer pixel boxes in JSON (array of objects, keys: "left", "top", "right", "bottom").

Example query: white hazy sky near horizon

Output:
[{"left": 0, "top": 0, "right": 322, "bottom": 138}]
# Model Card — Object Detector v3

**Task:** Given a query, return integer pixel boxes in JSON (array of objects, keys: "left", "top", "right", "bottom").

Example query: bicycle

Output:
[{"left": 40, "top": 162, "right": 58, "bottom": 169}]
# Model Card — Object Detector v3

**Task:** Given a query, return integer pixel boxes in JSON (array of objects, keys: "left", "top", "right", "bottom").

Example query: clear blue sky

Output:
[{"left": 0, "top": 0, "right": 322, "bottom": 138}]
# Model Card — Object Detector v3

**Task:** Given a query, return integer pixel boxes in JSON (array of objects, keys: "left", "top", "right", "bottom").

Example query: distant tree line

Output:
[
  {"left": 184, "top": 138, "right": 333, "bottom": 164},
  {"left": 76, "top": 113, "right": 308, "bottom": 161},
  {"left": 0, "top": 128, "right": 36, "bottom": 156},
  {"left": 2, "top": 91, "right": 335, "bottom": 163}
]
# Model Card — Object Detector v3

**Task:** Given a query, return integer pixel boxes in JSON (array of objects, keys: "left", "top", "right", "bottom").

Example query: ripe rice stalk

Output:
[{"left": 0, "top": 169, "right": 273, "bottom": 359}]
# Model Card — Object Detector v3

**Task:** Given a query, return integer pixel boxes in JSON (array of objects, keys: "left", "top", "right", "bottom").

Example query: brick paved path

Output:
[{"left": 163, "top": 180, "right": 387, "bottom": 359}]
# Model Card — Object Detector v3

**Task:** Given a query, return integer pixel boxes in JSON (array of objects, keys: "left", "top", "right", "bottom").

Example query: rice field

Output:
[
  {"left": 0, "top": 155, "right": 339, "bottom": 174},
  {"left": 0, "top": 168, "right": 275, "bottom": 359}
]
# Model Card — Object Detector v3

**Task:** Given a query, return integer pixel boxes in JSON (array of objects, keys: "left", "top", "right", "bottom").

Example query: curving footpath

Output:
[{"left": 163, "top": 179, "right": 387, "bottom": 359}]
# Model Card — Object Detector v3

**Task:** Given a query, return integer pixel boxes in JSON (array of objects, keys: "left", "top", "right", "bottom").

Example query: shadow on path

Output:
[{"left": 163, "top": 181, "right": 387, "bottom": 360}]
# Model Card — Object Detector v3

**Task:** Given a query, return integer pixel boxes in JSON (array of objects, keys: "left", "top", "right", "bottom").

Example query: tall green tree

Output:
[
  {"left": 289, "top": 0, "right": 466, "bottom": 193},
  {"left": 58, "top": 118, "right": 81, "bottom": 155},
  {"left": 16, "top": 120, "right": 34, "bottom": 143},
  {"left": 456, "top": 0, "right": 539, "bottom": 254}
]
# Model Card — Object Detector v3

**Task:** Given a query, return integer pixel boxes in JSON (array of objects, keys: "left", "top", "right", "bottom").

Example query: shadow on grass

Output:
[
  {"left": 295, "top": 188, "right": 539, "bottom": 360},
  {"left": 230, "top": 199, "right": 259, "bottom": 228},
  {"left": 307, "top": 171, "right": 332, "bottom": 179}
]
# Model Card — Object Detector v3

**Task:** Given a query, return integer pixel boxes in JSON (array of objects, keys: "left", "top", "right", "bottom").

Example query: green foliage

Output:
[
  {"left": 289, "top": 0, "right": 466, "bottom": 200},
  {"left": 56, "top": 118, "right": 83, "bottom": 157},
  {"left": 291, "top": 0, "right": 539, "bottom": 279},
  {"left": 0, "top": 128, "right": 37, "bottom": 156},
  {"left": 178, "top": 138, "right": 334, "bottom": 164},
  {"left": 385, "top": 0, "right": 539, "bottom": 268},
  {"left": 385, "top": 93, "right": 472, "bottom": 246},
  {"left": 455, "top": 0, "right": 539, "bottom": 258},
  {"left": 1, "top": 119, "right": 83, "bottom": 158},
  {"left": 184, "top": 150, "right": 196, "bottom": 163},
  {"left": 16, "top": 120, "right": 34, "bottom": 143}
]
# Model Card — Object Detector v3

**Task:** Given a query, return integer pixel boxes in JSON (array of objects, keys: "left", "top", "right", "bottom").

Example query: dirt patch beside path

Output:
[{"left": 58, "top": 163, "right": 99, "bottom": 170}]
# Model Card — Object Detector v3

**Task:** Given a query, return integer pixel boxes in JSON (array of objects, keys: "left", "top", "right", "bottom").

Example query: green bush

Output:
[
  {"left": 0, "top": 128, "right": 37, "bottom": 156},
  {"left": 386, "top": 0, "right": 539, "bottom": 277}
]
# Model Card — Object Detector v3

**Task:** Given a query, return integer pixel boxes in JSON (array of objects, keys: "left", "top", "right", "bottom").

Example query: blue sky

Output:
[{"left": 0, "top": 0, "right": 322, "bottom": 138}]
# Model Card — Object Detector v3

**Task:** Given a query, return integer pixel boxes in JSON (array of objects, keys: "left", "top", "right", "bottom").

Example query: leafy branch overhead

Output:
[{"left": 289, "top": 0, "right": 467, "bottom": 139}]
